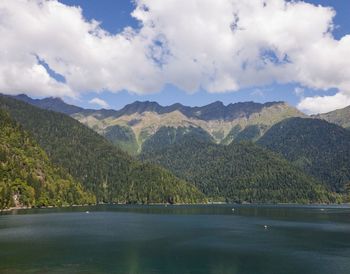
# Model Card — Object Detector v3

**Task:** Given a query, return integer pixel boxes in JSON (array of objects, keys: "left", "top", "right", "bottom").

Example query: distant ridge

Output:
[
  {"left": 314, "top": 105, "right": 350, "bottom": 129},
  {"left": 14, "top": 94, "right": 84, "bottom": 115},
  {"left": 13, "top": 93, "right": 287, "bottom": 121},
  {"left": 11, "top": 94, "right": 305, "bottom": 154},
  {"left": 114, "top": 100, "right": 287, "bottom": 121}
]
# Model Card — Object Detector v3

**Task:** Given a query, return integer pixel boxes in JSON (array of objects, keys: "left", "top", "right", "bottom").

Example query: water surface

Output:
[{"left": 1, "top": 204, "right": 350, "bottom": 274}]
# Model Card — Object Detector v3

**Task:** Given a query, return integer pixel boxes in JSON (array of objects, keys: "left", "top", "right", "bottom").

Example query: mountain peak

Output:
[
  {"left": 13, "top": 94, "right": 83, "bottom": 115},
  {"left": 45, "top": 96, "right": 64, "bottom": 103}
]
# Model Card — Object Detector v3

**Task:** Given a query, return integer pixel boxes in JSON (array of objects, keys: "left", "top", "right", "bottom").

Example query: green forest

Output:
[
  {"left": 141, "top": 136, "right": 340, "bottom": 204},
  {"left": 0, "top": 95, "right": 205, "bottom": 208},
  {"left": 258, "top": 118, "right": 350, "bottom": 194},
  {"left": 2, "top": 94, "right": 350, "bottom": 209},
  {"left": 0, "top": 109, "right": 95, "bottom": 209}
]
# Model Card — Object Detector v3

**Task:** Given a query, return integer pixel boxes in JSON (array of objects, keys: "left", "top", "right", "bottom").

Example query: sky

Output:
[{"left": 0, "top": 0, "right": 349, "bottom": 113}]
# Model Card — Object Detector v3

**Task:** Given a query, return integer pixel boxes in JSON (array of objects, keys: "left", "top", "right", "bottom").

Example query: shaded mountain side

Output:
[
  {"left": 14, "top": 94, "right": 84, "bottom": 115},
  {"left": 234, "top": 124, "right": 269, "bottom": 142},
  {"left": 140, "top": 137, "right": 338, "bottom": 204},
  {"left": 0, "top": 109, "right": 95, "bottom": 209},
  {"left": 141, "top": 126, "right": 214, "bottom": 153},
  {"left": 314, "top": 105, "right": 350, "bottom": 129},
  {"left": 258, "top": 118, "right": 350, "bottom": 193},
  {"left": 104, "top": 125, "right": 139, "bottom": 156},
  {"left": 0, "top": 95, "right": 205, "bottom": 204}
]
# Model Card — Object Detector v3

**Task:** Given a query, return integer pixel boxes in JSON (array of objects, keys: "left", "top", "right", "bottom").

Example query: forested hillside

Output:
[
  {"left": 258, "top": 118, "right": 350, "bottom": 193},
  {"left": 0, "top": 109, "right": 95, "bottom": 209},
  {"left": 0, "top": 95, "right": 205, "bottom": 204},
  {"left": 141, "top": 126, "right": 214, "bottom": 153},
  {"left": 141, "top": 137, "right": 337, "bottom": 203}
]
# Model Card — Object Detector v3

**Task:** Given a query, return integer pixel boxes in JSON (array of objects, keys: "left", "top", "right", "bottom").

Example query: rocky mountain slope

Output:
[
  {"left": 14, "top": 95, "right": 305, "bottom": 155},
  {"left": 314, "top": 105, "right": 350, "bottom": 129}
]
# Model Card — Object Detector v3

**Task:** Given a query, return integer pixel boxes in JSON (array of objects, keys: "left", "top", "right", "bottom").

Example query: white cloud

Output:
[
  {"left": 89, "top": 97, "right": 110, "bottom": 108},
  {"left": 0, "top": 0, "right": 349, "bottom": 112},
  {"left": 297, "top": 93, "right": 350, "bottom": 114}
]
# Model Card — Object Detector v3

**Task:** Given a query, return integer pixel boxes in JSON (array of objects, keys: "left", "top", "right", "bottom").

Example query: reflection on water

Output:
[{"left": 0, "top": 204, "right": 350, "bottom": 274}]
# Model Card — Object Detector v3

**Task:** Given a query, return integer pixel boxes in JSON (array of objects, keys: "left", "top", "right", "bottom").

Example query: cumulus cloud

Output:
[
  {"left": 89, "top": 97, "right": 110, "bottom": 108},
  {"left": 0, "top": 0, "right": 349, "bottom": 112},
  {"left": 297, "top": 93, "right": 350, "bottom": 114}
]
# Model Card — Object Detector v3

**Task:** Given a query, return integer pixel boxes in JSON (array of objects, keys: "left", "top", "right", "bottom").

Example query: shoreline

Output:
[{"left": 1, "top": 202, "right": 349, "bottom": 213}]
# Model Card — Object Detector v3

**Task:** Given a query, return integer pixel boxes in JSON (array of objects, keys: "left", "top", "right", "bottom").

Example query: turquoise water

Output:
[{"left": 0, "top": 204, "right": 350, "bottom": 273}]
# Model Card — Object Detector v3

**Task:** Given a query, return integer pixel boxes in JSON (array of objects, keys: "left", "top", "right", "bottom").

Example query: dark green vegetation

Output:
[
  {"left": 222, "top": 124, "right": 270, "bottom": 144},
  {"left": 104, "top": 125, "right": 139, "bottom": 155},
  {"left": 0, "top": 95, "right": 205, "bottom": 206},
  {"left": 14, "top": 94, "right": 84, "bottom": 115},
  {"left": 0, "top": 110, "right": 95, "bottom": 209},
  {"left": 5, "top": 94, "right": 350, "bottom": 205},
  {"left": 141, "top": 137, "right": 337, "bottom": 203},
  {"left": 221, "top": 125, "right": 242, "bottom": 144},
  {"left": 234, "top": 124, "right": 269, "bottom": 142},
  {"left": 142, "top": 126, "right": 214, "bottom": 153},
  {"left": 258, "top": 118, "right": 350, "bottom": 194}
]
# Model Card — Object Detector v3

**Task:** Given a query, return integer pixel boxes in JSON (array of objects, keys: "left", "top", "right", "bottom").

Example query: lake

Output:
[{"left": 0, "top": 204, "right": 350, "bottom": 274}]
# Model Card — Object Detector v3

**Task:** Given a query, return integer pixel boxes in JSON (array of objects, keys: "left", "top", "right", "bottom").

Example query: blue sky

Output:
[
  {"left": 1, "top": 1, "right": 349, "bottom": 113},
  {"left": 58, "top": 0, "right": 350, "bottom": 111}
]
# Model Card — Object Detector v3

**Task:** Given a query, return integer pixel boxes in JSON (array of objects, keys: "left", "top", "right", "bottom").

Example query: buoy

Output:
[
  {"left": 264, "top": 225, "right": 268, "bottom": 229},
  {"left": 85, "top": 211, "right": 90, "bottom": 214},
  {"left": 232, "top": 208, "right": 235, "bottom": 212}
]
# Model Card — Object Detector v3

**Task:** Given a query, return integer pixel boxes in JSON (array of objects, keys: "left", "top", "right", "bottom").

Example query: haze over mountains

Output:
[{"left": 1, "top": 93, "right": 350, "bottom": 208}]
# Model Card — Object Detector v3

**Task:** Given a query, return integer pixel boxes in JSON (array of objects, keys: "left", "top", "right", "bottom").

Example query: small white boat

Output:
[
  {"left": 85, "top": 211, "right": 90, "bottom": 214},
  {"left": 264, "top": 225, "right": 268, "bottom": 229}
]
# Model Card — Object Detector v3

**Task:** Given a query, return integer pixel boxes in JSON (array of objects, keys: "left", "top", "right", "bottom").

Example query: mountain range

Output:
[
  {"left": 0, "top": 95, "right": 205, "bottom": 208},
  {"left": 1, "top": 93, "right": 350, "bottom": 207},
  {"left": 14, "top": 94, "right": 305, "bottom": 155}
]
